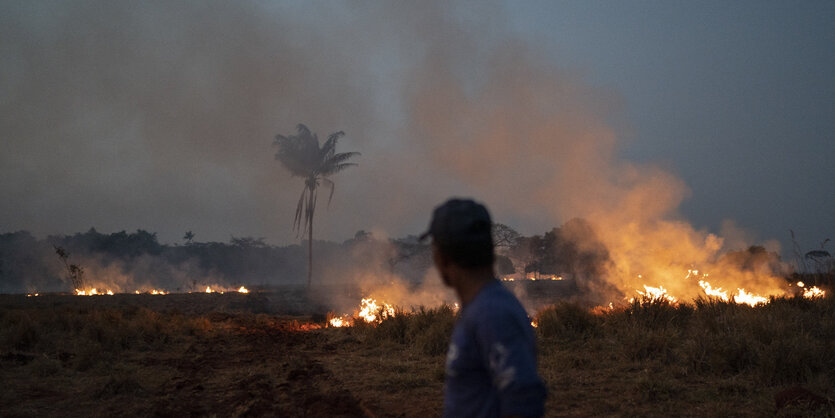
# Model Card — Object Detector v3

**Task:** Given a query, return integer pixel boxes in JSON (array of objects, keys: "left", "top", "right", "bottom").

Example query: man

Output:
[{"left": 421, "top": 198, "right": 547, "bottom": 417}]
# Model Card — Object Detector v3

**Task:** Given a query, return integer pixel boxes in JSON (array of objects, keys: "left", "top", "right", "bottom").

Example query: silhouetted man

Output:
[{"left": 421, "top": 198, "right": 547, "bottom": 417}]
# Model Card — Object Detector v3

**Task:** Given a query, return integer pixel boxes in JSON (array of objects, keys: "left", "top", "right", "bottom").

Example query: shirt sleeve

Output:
[{"left": 474, "top": 305, "right": 547, "bottom": 417}]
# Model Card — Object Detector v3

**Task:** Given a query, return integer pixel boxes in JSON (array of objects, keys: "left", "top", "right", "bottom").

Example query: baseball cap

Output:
[{"left": 419, "top": 198, "right": 493, "bottom": 247}]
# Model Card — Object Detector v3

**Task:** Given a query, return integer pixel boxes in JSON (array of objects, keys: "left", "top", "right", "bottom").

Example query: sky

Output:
[{"left": 1, "top": 1, "right": 833, "bottom": 261}]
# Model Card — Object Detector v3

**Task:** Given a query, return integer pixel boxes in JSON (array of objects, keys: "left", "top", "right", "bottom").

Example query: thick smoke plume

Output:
[
  {"left": 399, "top": 8, "right": 790, "bottom": 304},
  {"left": 0, "top": 2, "right": 792, "bottom": 305}
]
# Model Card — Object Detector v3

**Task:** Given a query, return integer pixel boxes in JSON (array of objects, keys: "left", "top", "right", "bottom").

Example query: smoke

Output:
[
  {"left": 0, "top": 1, "right": 792, "bottom": 304},
  {"left": 396, "top": 5, "right": 790, "bottom": 304}
]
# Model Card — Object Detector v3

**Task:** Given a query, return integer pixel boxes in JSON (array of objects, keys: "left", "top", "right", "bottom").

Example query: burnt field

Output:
[{"left": 2, "top": 285, "right": 834, "bottom": 417}]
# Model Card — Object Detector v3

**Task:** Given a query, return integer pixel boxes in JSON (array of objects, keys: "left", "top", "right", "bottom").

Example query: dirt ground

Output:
[
  {"left": 2, "top": 291, "right": 833, "bottom": 417},
  {"left": 0, "top": 292, "right": 443, "bottom": 417}
]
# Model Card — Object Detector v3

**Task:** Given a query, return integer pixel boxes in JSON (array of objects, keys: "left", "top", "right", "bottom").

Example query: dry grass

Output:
[
  {"left": 535, "top": 295, "right": 835, "bottom": 417},
  {"left": 2, "top": 293, "right": 834, "bottom": 417}
]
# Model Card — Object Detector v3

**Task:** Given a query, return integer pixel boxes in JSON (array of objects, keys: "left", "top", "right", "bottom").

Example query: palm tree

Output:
[{"left": 273, "top": 124, "right": 359, "bottom": 287}]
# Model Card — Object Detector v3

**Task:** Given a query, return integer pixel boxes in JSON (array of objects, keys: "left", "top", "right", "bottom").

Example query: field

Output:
[{"left": 1, "top": 287, "right": 834, "bottom": 417}]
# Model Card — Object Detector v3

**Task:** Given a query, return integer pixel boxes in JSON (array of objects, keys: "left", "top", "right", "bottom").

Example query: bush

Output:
[
  {"left": 535, "top": 302, "right": 600, "bottom": 340},
  {"left": 368, "top": 305, "right": 456, "bottom": 355},
  {"left": 615, "top": 297, "right": 694, "bottom": 330}
]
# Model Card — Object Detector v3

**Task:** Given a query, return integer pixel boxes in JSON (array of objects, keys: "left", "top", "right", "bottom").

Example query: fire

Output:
[
  {"left": 697, "top": 278, "right": 770, "bottom": 306},
  {"left": 698, "top": 280, "right": 729, "bottom": 301},
  {"left": 75, "top": 288, "right": 115, "bottom": 296},
  {"left": 796, "top": 281, "right": 826, "bottom": 298},
  {"left": 72, "top": 286, "right": 250, "bottom": 296},
  {"left": 329, "top": 316, "right": 350, "bottom": 327},
  {"left": 803, "top": 286, "right": 825, "bottom": 298},
  {"left": 322, "top": 297, "right": 398, "bottom": 329},
  {"left": 634, "top": 285, "right": 677, "bottom": 303},
  {"left": 357, "top": 297, "right": 396, "bottom": 323},
  {"left": 293, "top": 322, "right": 323, "bottom": 331},
  {"left": 733, "top": 289, "right": 769, "bottom": 307},
  {"left": 695, "top": 276, "right": 826, "bottom": 305}
]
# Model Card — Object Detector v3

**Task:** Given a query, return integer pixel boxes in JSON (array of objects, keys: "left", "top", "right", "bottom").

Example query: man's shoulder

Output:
[{"left": 465, "top": 281, "right": 529, "bottom": 325}]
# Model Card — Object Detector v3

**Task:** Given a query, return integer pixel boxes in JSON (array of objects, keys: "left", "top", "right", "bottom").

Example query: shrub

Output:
[
  {"left": 368, "top": 305, "right": 456, "bottom": 355},
  {"left": 535, "top": 302, "right": 600, "bottom": 340},
  {"left": 614, "top": 297, "right": 693, "bottom": 330}
]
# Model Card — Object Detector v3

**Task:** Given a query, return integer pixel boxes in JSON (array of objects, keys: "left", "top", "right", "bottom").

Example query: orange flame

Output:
[
  {"left": 75, "top": 288, "right": 115, "bottom": 296},
  {"left": 803, "top": 286, "right": 825, "bottom": 298},
  {"left": 634, "top": 285, "right": 677, "bottom": 303},
  {"left": 357, "top": 297, "right": 396, "bottom": 323},
  {"left": 329, "top": 316, "right": 350, "bottom": 328},
  {"left": 733, "top": 288, "right": 768, "bottom": 307},
  {"left": 698, "top": 280, "right": 729, "bottom": 301}
]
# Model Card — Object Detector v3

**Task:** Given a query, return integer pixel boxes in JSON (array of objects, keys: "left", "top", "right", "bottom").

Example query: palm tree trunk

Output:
[{"left": 307, "top": 191, "right": 314, "bottom": 288}]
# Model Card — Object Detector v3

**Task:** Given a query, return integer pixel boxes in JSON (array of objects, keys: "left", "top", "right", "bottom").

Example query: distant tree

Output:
[
  {"left": 495, "top": 254, "right": 515, "bottom": 275},
  {"left": 273, "top": 124, "right": 360, "bottom": 287},
  {"left": 492, "top": 223, "right": 521, "bottom": 252},
  {"left": 183, "top": 230, "right": 195, "bottom": 245},
  {"left": 523, "top": 218, "right": 610, "bottom": 279},
  {"left": 53, "top": 245, "right": 84, "bottom": 291},
  {"left": 230, "top": 236, "right": 267, "bottom": 248}
]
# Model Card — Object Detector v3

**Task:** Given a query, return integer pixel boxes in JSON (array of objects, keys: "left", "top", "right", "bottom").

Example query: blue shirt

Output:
[{"left": 444, "top": 280, "right": 547, "bottom": 417}]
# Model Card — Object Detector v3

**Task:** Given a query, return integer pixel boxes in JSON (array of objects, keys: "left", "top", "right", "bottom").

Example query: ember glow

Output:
[{"left": 64, "top": 286, "right": 247, "bottom": 296}]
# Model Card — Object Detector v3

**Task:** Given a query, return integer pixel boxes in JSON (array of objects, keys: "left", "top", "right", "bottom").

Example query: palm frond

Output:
[
  {"left": 320, "top": 162, "right": 358, "bottom": 177},
  {"left": 321, "top": 178, "right": 336, "bottom": 207},
  {"left": 320, "top": 131, "right": 345, "bottom": 161},
  {"left": 296, "top": 124, "right": 311, "bottom": 137},
  {"left": 326, "top": 151, "right": 360, "bottom": 166},
  {"left": 293, "top": 187, "right": 308, "bottom": 234},
  {"left": 274, "top": 127, "right": 322, "bottom": 178}
]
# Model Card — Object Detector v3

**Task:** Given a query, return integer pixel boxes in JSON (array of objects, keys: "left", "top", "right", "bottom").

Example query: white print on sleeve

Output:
[
  {"left": 445, "top": 343, "right": 459, "bottom": 377},
  {"left": 488, "top": 343, "right": 516, "bottom": 390}
]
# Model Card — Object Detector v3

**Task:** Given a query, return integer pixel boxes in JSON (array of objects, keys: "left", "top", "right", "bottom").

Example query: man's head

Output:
[{"left": 421, "top": 198, "right": 495, "bottom": 286}]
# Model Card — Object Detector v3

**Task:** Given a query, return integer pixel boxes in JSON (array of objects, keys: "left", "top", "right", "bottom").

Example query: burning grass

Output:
[{"left": 2, "top": 291, "right": 834, "bottom": 416}]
